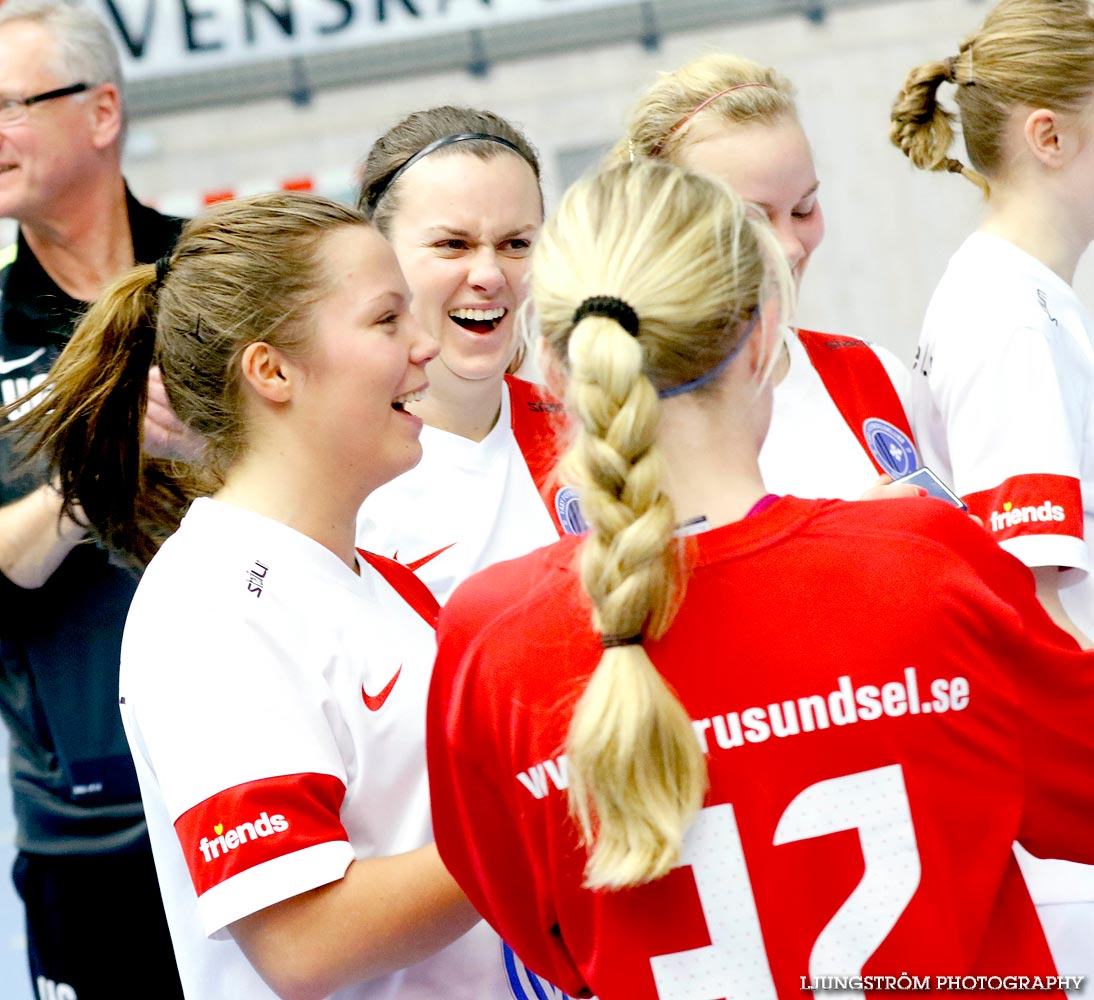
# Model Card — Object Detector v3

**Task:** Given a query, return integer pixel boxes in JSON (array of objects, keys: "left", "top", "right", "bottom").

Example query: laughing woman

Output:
[
  {"left": 354, "top": 106, "right": 576, "bottom": 606},
  {"left": 612, "top": 53, "right": 921, "bottom": 501}
]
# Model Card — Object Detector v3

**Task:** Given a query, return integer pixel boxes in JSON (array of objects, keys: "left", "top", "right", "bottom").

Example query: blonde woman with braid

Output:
[
  {"left": 425, "top": 160, "right": 1094, "bottom": 998},
  {"left": 891, "top": 0, "right": 1094, "bottom": 974},
  {"left": 614, "top": 53, "right": 923, "bottom": 501}
]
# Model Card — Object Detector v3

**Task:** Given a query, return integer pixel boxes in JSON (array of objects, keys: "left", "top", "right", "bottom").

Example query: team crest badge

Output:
[
  {"left": 554, "top": 487, "right": 588, "bottom": 535},
  {"left": 862, "top": 418, "right": 918, "bottom": 479}
]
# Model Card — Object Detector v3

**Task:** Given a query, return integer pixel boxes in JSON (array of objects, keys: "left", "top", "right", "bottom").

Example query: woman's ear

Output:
[
  {"left": 536, "top": 337, "right": 567, "bottom": 401},
  {"left": 1024, "top": 108, "right": 1068, "bottom": 168},
  {"left": 240, "top": 342, "right": 294, "bottom": 403}
]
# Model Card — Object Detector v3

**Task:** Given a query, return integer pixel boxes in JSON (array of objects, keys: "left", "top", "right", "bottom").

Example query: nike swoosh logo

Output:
[
  {"left": 362, "top": 666, "right": 402, "bottom": 712},
  {"left": 393, "top": 543, "right": 455, "bottom": 572},
  {"left": 0, "top": 348, "right": 45, "bottom": 375}
]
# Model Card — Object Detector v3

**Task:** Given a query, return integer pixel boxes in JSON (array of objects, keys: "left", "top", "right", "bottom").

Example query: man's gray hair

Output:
[{"left": 0, "top": 0, "right": 127, "bottom": 131}]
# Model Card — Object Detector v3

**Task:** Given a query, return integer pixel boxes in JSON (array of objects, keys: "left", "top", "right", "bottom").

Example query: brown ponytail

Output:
[
  {"left": 6, "top": 191, "right": 369, "bottom": 568},
  {"left": 4, "top": 263, "right": 187, "bottom": 566}
]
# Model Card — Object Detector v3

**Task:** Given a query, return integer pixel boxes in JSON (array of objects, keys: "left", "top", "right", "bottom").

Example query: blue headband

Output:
[{"left": 657, "top": 309, "right": 761, "bottom": 399}]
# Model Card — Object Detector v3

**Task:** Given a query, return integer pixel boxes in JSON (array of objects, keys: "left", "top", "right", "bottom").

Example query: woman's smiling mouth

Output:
[{"left": 448, "top": 307, "right": 506, "bottom": 333}]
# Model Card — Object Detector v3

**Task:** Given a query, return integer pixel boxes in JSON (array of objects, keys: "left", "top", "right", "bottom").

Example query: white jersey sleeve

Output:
[
  {"left": 912, "top": 233, "right": 1094, "bottom": 929},
  {"left": 122, "top": 510, "right": 361, "bottom": 938},
  {"left": 912, "top": 233, "right": 1093, "bottom": 592}
]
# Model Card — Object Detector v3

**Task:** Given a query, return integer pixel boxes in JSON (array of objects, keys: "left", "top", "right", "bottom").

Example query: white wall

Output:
[{"left": 100, "top": 0, "right": 1094, "bottom": 366}]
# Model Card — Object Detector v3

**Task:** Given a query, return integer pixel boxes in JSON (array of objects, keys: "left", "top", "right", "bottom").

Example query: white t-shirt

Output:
[
  {"left": 120, "top": 498, "right": 511, "bottom": 999},
  {"left": 912, "top": 232, "right": 1094, "bottom": 965},
  {"left": 760, "top": 326, "right": 916, "bottom": 500},
  {"left": 912, "top": 232, "right": 1094, "bottom": 641},
  {"left": 357, "top": 377, "right": 565, "bottom": 605}
]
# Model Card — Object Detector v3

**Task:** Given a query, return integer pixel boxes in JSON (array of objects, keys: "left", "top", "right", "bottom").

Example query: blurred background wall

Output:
[{"left": 2, "top": 0, "right": 1047, "bottom": 367}]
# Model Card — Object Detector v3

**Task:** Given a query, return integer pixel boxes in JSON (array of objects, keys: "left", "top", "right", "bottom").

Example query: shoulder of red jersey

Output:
[
  {"left": 810, "top": 496, "right": 1040, "bottom": 596},
  {"left": 439, "top": 534, "right": 582, "bottom": 642},
  {"left": 806, "top": 493, "right": 969, "bottom": 540}
]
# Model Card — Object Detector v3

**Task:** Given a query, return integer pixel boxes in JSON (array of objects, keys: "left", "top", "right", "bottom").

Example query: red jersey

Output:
[{"left": 426, "top": 496, "right": 1094, "bottom": 999}]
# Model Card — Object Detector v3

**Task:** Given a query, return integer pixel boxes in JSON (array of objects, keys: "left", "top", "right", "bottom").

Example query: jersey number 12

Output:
[{"left": 650, "top": 764, "right": 921, "bottom": 999}]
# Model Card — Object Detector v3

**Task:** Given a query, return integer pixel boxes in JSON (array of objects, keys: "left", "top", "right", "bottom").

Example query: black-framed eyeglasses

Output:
[{"left": 0, "top": 82, "right": 93, "bottom": 126}]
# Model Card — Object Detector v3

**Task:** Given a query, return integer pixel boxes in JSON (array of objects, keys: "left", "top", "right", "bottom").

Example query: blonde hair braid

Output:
[{"left": 533, "top": 160, "right": 792, "bottom": 888}]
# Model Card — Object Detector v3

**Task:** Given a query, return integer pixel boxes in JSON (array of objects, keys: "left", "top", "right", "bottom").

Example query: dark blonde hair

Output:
[
  {"left": 890, "top": 0, "right": 1094, "bottom": 195},
  {"left": 533, "top": 160, "right": 792, "bottom": 889},
  {"left": 609, "top": 52, "right": 797, "bottom": 166},
  {"left": 8, "top": 192, "right": 366, "bottom": 567}
]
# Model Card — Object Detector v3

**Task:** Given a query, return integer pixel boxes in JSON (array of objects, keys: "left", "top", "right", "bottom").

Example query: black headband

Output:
[
  {"left": 572, "top": 296, "right": 640, "bottom": 337},
  {"left": 364, "top": 132, "right": 530, "bottom": 213}
]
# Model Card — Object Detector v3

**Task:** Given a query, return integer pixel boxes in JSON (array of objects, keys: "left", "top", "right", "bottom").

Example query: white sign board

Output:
[{"left": 93, "top": 0, "right": 638, "bottom": 80}]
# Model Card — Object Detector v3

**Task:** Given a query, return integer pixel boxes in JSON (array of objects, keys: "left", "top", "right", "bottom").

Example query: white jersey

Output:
[
  {"left": 912, "top": 232, "right": 1094, "bottom": 640},
  {"left": 357, "top": 376, "right": 567, "bottom": 605},
  {"left": 912, "top": 231, "right": 1094, "bottom": 970},
  {"left": 120, "top": 498, "right": 511, "bottom": 1000},
  {"left": 760, "top": 326, "right": 917, "bottom": 500}
]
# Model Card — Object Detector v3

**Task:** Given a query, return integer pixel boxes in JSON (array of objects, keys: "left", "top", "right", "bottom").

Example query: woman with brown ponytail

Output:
[
  {"left": 9, "top": 190, "right": 530, "bottom": 999},
  {"left": 891, "top": 0, "right": 1094, "bottom": 975},
  {"left": 426, "top": 159, "right": 1094, "bottom": 998}
]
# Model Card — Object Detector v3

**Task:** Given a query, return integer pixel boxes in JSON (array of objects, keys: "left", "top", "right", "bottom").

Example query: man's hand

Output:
[{"left": 144, "top": 366, "right": 203, "bottom": 461}]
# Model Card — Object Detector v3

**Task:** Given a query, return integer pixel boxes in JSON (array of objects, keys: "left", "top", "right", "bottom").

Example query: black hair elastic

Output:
[
  {"left": 154, "top": 254, "right": 172, "bottom": 288},
  {"left": 572, "top": 296, "right": 640, "bottom": 337},
  {"left": 601, "top": 633, "right": 644, "bottom": 648},
  {"left": 365, "top": 132, "right": 530, "bottom": 213}
]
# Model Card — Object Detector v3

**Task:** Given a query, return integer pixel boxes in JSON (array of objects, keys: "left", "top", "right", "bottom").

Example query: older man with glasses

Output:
[{"left": 0, "top": 2, "right": 189, "bottom": 998}]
